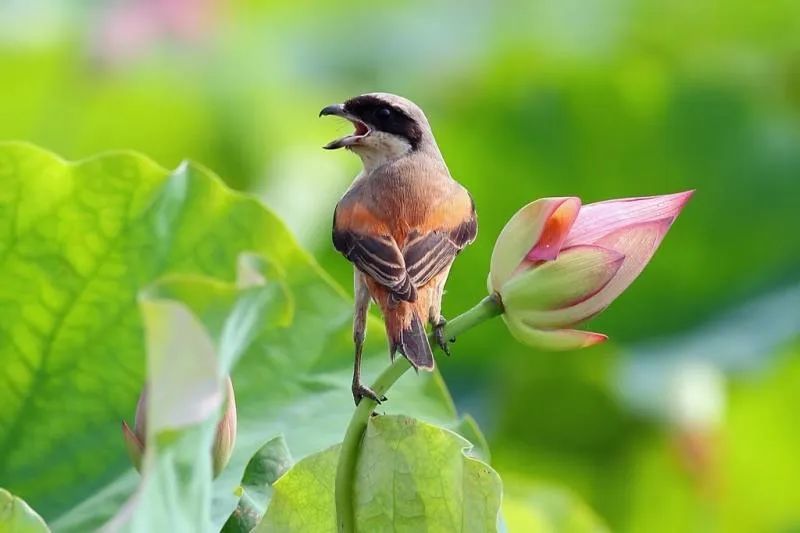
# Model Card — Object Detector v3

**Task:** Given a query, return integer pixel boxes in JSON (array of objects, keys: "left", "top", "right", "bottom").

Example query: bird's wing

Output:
[
  {"left": 332, "top": 228, "right": 416, "bottom": 301},
  {"left": 333, "top": 183, "right": 476, "bottom": 300},
  {"left": 403, "top": 204, "right": 477, "bottom": 287}
]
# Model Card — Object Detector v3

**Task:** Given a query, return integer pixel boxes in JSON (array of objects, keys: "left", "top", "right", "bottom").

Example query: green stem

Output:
[{"left": 334, "top": 293, "right": 504, "bottom": 532}]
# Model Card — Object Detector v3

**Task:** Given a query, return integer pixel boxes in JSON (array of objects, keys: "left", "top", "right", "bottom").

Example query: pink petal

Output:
[
  {"left": 502, "top": 245, "right": 624, "bottom": 312},
  {"left": 526, "top": 198, "right": 581, "bottom": 261},
  {"left": 504, "top": 315, "right": 607, "bottom": 351},
  {"left": 539, "top": 217, "right": 676, "bottom": 327},
  {"left": 563, "top": 190, "right": 693, "bottom": 248},
  {"left": 489, "top": 197, "right": 581, "bottom": 291}
]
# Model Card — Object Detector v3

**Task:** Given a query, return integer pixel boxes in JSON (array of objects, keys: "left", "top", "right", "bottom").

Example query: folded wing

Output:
[
  {"left": 332, "top": 190, "right": 477, "bottom": 299},
  {"left": 332, "top": 229, "right": 417, "bottom": 301},
  {"left": 403, "top": 215, "right": 477, "bottom": 287}
]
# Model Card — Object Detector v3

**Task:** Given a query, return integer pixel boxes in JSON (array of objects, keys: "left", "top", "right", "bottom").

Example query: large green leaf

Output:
[
  {"left": 0, "top": 143, "right": 462, "bottom": 530},
  {"left": 0, "top": 488, "right": 50, "bottom": 533},
  {"left": 260, "top": 415, "right": 502, "bottom": 532}
]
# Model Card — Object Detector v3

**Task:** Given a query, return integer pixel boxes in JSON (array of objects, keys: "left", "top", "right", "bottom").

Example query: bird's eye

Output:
[{"left": 376, "top": 107, "right": 392, "bottom": 120}]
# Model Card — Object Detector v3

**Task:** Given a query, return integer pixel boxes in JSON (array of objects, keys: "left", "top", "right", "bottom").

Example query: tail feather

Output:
[{"left": 391, "top": 312, "right": 434, "bottom": 371}]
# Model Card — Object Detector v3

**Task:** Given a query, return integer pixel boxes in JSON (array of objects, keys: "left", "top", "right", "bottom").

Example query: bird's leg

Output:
[
  {"left": 352, "top": 336, "right": 384, "bottom": 405},
  {"left": 352, "top": 273, "right": 386, "bottom": 406},
  {"left": 431, "top": 316, "right": 451, "bottom": 356},
  {"left": 429, "top": 283, "right": 451, "bottom": 356}
]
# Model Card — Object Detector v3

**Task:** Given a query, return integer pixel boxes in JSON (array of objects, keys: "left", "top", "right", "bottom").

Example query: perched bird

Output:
[{"left": 320, "top": 93, "right": 477, "bottom": 405}]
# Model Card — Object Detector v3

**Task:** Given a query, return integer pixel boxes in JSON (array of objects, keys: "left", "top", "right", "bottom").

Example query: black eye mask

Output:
[{"left": 344, "top": 96, "right": 423, "bottom": 149}]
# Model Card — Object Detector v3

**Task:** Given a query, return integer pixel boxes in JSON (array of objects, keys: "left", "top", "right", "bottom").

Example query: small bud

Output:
[
  {"left": 213, "top": 377, "right": 237, "bottom": 477},
  {"left": 122, "top": 375, "right": 237, "bottom": 477},
  {"left": 490, "top": 191, "right": 693, "bottom": 350}
]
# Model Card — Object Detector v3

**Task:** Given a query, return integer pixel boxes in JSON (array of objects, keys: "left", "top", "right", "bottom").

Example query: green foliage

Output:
[
  {"left": 258, "top": 444, "right": 339, "bottom": 532},
  {"left": 0, "top": 141, "right": 292, "bottom": 522},
  {"left": 0, "top": 488, "right": 49, "bottom": 533},
  {"left": 109, "top": 268, "right": 290, "bottom": 532},
  {"left": 260, "top": 415, "right": 502, "bottom": 532},
  {"left": 3, "top": 0, "right": 800, "bottom": 522},
  {"left": 0, "top": 144, "right": 465, "bottom": 530}
]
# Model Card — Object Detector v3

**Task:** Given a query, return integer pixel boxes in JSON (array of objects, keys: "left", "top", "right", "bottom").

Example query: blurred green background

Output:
[{"left": 1, "top": 0, "right": 799, "bottom": 531}]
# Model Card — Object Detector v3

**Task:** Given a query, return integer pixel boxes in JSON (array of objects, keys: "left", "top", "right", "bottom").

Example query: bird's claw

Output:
[
  {"left": 352, "top": 383, "right": 387, "bottom": 406},
  {"left": 433, "top": 320, "right": 451, "bottom": 356}
]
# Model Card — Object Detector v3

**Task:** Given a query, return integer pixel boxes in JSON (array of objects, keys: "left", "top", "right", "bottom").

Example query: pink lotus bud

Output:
[
  {"left": 121, "top": 375, "right": 237, "bottom": 478},
  {"left": 489, "top": 191, "right": 693, "bottom": 350}
]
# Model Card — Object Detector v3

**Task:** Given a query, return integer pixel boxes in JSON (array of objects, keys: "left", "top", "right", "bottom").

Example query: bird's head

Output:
[{"left": 319, "top": 93, "right": 437, "bottom": 167}]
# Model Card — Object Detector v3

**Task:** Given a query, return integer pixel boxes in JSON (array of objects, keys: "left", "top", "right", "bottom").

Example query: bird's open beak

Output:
[{"left": 319, "top": 103, "right": 371, "bottom": 150}]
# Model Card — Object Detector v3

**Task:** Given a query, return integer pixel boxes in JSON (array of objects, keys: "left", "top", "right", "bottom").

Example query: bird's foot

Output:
[
  {"left": 352, "top": 382, "right": 387, "bottom": 406},
  {"left": 433, "top": 319, "right": 451, "bottom": 356}
]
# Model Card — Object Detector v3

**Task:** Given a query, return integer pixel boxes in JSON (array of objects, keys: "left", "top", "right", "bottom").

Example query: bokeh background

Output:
[{"left": 2, "top": 1, "right": 799, "bottom": 531}]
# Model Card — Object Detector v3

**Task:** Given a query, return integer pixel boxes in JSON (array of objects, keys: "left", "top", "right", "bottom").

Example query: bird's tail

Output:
[{"left": 386, "top": 303, "right": 434, "bottom": 371}]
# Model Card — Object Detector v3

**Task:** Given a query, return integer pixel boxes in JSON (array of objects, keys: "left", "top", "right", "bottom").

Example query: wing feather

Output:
[
  {"left": 332, "top": 229, "right": 416, "bottom": 301},
  {"left": 404, "top": 214, "right": 478, "bottom": 287}
]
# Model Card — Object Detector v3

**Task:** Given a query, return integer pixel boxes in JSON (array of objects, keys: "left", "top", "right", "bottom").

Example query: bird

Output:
[{"left": 320, "top": 93, "right": 477, "bottom": 405}]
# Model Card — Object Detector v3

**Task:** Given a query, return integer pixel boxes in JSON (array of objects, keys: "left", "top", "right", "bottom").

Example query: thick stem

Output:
[{"left": 334, "top": 293, "right": 503, "bottom": 532}]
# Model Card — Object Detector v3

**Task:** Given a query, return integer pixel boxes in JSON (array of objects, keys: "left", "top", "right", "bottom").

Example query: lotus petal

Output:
[
  {"left": 489, "top": 197, "right": 580, "bottom": 292},
  {"left": 526, "top": 198, "right": 581, "bottom": 261},
  {"left": 504, "top": 315, "right": 607, "bottom": 351},
  {"left": 536, "top": 218, "right": 675, "bottom": 328},
  {"left": 563, "top": 191, "right": 693, "bottom": 248},
  {"left": 502, "top": 245, "right": 624, "bottom": 313}
]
